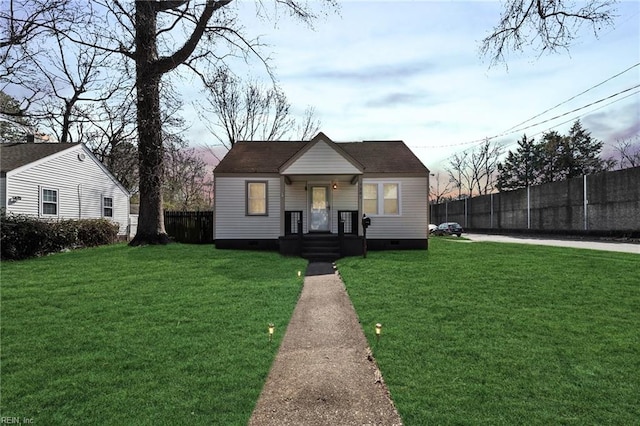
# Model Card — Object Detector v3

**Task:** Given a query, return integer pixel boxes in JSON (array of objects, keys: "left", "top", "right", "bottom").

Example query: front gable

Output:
[{"left": 279, "top": 134, "right": 363, "bottom": 175}]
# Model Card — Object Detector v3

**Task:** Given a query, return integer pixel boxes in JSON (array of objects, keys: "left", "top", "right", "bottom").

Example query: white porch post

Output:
[
  {"left": 280, "top": 175, "right": 286, "bottom": 236},
  {"left": 357, "top": 175, "right": 363, "bottom": 236}
]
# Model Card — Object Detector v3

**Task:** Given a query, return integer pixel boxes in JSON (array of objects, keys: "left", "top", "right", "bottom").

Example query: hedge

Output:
[{"left": 1, "top": 211, "right": 120, "bottom": 260}]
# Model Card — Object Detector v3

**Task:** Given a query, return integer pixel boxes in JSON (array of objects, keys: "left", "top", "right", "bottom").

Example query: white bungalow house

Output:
[
  {"left": 213, "top": 132, "right": 430, "bottom": 259},
  {"left": 0, "top": 142, "right": 131, "bottom": 236}
]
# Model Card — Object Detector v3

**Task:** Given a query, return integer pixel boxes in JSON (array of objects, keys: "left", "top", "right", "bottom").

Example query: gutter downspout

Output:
[{"left": 78, "top": 184, "right": 82, "bottom": 218}]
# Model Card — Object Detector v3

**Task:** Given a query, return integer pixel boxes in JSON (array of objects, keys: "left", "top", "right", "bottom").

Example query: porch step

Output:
[{"left": 301, "top": 235, "right": 340, "bottom": 261}]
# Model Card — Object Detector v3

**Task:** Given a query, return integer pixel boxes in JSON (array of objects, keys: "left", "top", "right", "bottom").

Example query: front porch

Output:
[{"left": 279, "top": 210, "right": 364, "bottom": 260}]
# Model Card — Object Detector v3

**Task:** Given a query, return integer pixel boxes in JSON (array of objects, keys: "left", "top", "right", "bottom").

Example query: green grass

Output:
[
  {"left": 1, "top": 244, "right": 307, "bottom": 425},
  {"left": 3, "top": 240, "right": 638, "bottom": 425},
  {"left": 337, "top": 239, "right": 640, "bottom": 425}
]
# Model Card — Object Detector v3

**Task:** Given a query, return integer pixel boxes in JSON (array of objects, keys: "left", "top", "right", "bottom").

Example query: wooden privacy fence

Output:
[{"left": 164, "top": 211, "right": 214, "bottom": 244}]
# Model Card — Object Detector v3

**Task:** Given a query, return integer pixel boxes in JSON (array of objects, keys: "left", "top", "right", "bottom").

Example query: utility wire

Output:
[
  {"left": 416, "top": 83, "right": 639, "bottom": 150},
  {"left": 500, "top": 62, "right": 640, "bottom": 133},
  {"left": 428, "top": 88, "right": 639, "bottom": 167},
  {"left": 503, "top": 84, "right": 640, "bottom": 135}
]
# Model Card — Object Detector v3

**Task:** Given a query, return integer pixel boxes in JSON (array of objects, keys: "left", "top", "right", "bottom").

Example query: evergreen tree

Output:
[
  {"left": 539, "top": 120, "right": 606, "bottom": 183},
  {"left": 539, "top": 130, "right": 565, "bottom": 183},
  {"left": 564, "top": 120, "right": 606, "bottom": 177},
  {"left": 497, "top": 134, "right": 540, "bottom": 191},
  {"left": 0, "top": 91, "right": 32, "bottom": 143}
]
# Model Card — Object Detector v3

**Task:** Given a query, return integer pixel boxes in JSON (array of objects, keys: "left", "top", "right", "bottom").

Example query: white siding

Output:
[
  {"left": 363, "top": 177, "right": 428, "bottom": 239},
  {"left": 330, "top": 182, "right": 359, "bottom": 233},
  {"left": 281, "top": 141, "right": 361, "bottom": 175},
  {"left": 215, "top": 176, "right": 281, "bottom": 239},
  {"left": 5, "top": 145, "right": 130, "bottom": 235},
  {"left": 284, "top": 181, "right": 308, "bottom": 233}
]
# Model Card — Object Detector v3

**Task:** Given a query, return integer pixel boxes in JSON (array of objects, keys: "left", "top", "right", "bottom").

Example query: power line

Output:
[
  {"left": 416, "top": 83, "right": 639, "bottom": 150},
  {"left": 503, "top": 84, "right": 640, "bottom": 136},
  {"left": 501, "top": 62, "right": 640, "bottom": 133},
  {"left": 416, "top": 62, "right": 640, "bottom": 150},
  {"left": 430, "top": 88, "right": 639, "bottom": 167}
]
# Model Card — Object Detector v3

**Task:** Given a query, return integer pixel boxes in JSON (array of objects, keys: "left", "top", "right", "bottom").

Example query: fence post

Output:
[
  {"left": 527, "top": 186, "right": 531, "bottom": 230},
  {"left": 583, "top": 174, "right": 588, "bottom": 231}
]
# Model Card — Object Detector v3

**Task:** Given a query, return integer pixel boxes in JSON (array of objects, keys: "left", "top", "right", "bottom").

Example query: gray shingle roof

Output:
[
  {"left": 214, "top": 135, "right": 429, "bottom": 174},
  {"left": 0, "top": 142, "right": 79, "bottom": 173}
]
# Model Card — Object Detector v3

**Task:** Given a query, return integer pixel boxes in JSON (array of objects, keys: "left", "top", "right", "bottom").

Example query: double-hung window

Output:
[
  {"left": 246, "top": 181, "right": 268, "bottom": 216},
  {"left": 103, "top": 197, "right": 113, "bottom": 217},
  {"left": 363, "top": 182, "right": 400, "bottom": 216},
  {"left": 41, "top": 188, "right": 58, "bottom": 216}
]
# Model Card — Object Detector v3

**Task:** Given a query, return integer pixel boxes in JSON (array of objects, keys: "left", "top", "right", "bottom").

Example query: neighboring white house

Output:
[
  {"left": 0, "top": 142, "right": 130, "bottom": 236},
  {"left": 213, "top": 132, "right": 431, "bottom": 259}
]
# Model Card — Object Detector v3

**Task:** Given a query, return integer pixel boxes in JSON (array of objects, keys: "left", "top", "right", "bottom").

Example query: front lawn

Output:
[
  {"left": 1, "top": 244, "right": 307, "bottom": 425},
  {"left": 338, "top": 239, "right": 640, "bottom": 424},
  {"left": 3, "top": 239, "right": 638, "bottom": 424}
]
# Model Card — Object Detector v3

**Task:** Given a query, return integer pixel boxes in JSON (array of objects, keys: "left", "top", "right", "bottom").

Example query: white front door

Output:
[{"left": 310, "top": 185, "right": 330, "bottom": 232}]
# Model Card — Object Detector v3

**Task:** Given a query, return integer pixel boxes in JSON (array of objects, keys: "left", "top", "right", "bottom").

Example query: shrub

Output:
[
  {"left": 0, "top": 211, "right": 120, "bottom": 260},
  {"left": 77, "top": 219, "right": 119, "bottom": 247},
  {"left": 1, "top": 212, "right": 52, "bottom": 260}
]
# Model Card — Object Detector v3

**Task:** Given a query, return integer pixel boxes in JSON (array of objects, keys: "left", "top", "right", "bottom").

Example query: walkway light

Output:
[
  {"left": 268, "top": 323, "right": 275, "bottom": 342},
  {"left": 375, "top": 323, "right": 382, "bottom": 341}
]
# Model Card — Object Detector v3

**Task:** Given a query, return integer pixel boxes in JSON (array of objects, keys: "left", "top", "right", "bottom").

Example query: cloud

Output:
[
  {"left": 364, "top": 92, "right": 428, "bottom": 108},
  {"left": 582, "top": 99, "right": 640, "bottom": 143},
  {"left": 303, "top": 60, "right": 437, "bottom": 83}
]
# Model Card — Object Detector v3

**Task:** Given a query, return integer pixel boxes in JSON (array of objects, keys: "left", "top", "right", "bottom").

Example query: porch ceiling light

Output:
[{"left": 332, "top": 182, "right": 337, "bottom": 190}]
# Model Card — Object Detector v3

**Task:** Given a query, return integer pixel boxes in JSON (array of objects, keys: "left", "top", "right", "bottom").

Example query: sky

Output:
[{"left": 183, "top": 0, "right": 640, "bottom": 172}]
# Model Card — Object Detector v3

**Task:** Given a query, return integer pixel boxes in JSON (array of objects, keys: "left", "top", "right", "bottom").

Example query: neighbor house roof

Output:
[
  {"left": 0, "top": 142, "right": 79, "bottom": 173},
  {"left": 214, "top": 134, "right": 429, "bottom": 174},
  {"left": 0, "top": 142, "right": 130, "bottom": 196}
]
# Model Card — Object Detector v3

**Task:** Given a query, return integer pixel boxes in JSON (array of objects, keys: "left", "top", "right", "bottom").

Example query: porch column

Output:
[
  {"left": 357, "top": 175, "right": 363, "bottom": 236},
  {"left": 280, "top": 175, "right": 286, "bottom": 236}
]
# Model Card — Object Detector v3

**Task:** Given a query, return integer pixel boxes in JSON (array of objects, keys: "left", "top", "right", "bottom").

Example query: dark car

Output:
[{"left": 434, "top": 222, "right": 464, "bottom": 237}]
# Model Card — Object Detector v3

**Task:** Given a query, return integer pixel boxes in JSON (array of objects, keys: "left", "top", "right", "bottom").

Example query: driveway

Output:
[{"left": 463, "top": 233, "right": 640, "bottom": 254}]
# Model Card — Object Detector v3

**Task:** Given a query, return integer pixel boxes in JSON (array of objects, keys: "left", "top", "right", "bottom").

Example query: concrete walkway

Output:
[
  {"left": 464, "top": 233, "right": 640, "bottom": 254},
  {"left": 249, "top": 262, "right": 402, "bottom": 426}
]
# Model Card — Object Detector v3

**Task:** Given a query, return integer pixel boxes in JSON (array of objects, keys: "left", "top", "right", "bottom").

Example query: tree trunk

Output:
[{"left": 130, "top": 1, "right": 169, "bottom": 246}]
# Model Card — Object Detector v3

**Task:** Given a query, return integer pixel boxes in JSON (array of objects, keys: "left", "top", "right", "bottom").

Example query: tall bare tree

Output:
[
  {"left": 198, "top": 68, "right": 321, "bottom": 149},
  {"left": 612, "top": 135, "right": 640, "bottom": 169},
  {"left": 429, "top": 171, "right": 453, "bottom": 204},
  {"left": 469, "top": 139, "right": 503, "bottom": 195},
  {"left": 128, "top": 1, "right": 334, "bottom": 245},
  {"left": 2, "top": 0, "right": 336, "bottom": 246},
  {"left": 296, "top": 105, "right": 322, "bottom": 141},
  {"left": 164, "top": 137, "right": 210, "bottom": 211},
  {"left": 447, "top": 151, "right": 472, "bottom": 199},
  {"left": 481, "top": 0, "right": 616, "bottom": 65}
]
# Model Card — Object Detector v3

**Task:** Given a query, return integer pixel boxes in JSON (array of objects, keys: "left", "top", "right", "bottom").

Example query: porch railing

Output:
[
  {"left": 338, "top": 210, "right": 358, "bottom": 235},
  {"left": 285, "top": 210, "right": 303, "bottom": 236}
]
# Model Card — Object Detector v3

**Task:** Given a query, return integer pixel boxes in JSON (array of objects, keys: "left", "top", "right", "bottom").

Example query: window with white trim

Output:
[
  {"left": 41, "top": 188, "right": 58, "bottom": 216},
  {"left": 363, "top": 182, "right": 400, "bottom": 216},
  {"left": 246, "top": 181, "right": 268, "bottom": 215},
  {"left": 363, "top": 183, "right": 378, "bottom": 215},
  {"left": 103, "top": 197, "right": 113, "bottom": 217}
]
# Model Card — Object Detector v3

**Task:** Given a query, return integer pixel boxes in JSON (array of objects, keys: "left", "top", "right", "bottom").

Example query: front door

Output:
[{"left": 310, "top": 186, "right": 330, "bottom": 232}]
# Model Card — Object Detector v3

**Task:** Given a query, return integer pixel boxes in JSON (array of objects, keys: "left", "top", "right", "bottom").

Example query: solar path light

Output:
[{"left": 268, "top": 323, "right": 275, "bottom": 342}]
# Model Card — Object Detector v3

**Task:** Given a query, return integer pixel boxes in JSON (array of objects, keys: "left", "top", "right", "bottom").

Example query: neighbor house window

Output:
[
  {"left": 41, "top": 188, "right": 58, "bottom": 216},
  {"left": 103, "top": 197, "right": 113, "bottom": 217},
  {"left": 362, "top": 182, "right": 400, "bottom": 216},
  {"left": 246, "top": 181, "right": 267, "bottom": 215}
]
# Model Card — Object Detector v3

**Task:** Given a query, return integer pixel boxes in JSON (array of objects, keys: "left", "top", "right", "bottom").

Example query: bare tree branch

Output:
[{"left": 481, "top": 0, "right": 616, "bottom": 66}]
